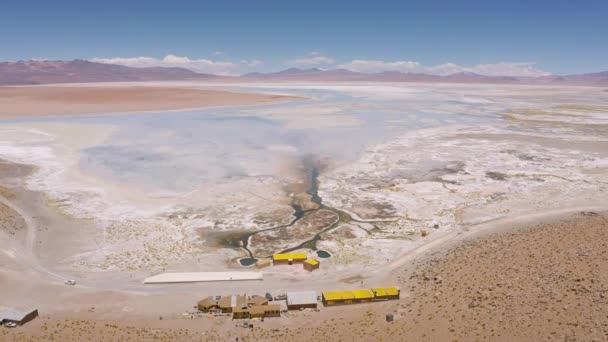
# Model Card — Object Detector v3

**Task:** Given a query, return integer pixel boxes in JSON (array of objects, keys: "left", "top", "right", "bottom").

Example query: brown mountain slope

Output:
[{"left": 0, "top": 59, "right": 221, "bottom": 85}]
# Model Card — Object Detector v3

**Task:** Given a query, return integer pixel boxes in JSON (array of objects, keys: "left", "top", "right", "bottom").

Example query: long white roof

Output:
[{"left": 143, "top": 271, "right": 263, "bottom": 284}]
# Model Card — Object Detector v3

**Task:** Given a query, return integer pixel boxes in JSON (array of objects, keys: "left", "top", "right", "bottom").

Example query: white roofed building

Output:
[
  {"left": 0, "top": 308, "right": 38, "bottom": 326},
  {"left": 286, "top": 291, "right": 318, "bottom": 310}
]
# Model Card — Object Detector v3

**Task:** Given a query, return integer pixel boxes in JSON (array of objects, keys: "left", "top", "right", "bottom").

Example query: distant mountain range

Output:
[
  {"left": 0, "top": 59, "right": 218, "bottom": 85},
  {"left": 1, "top": 60, "right": 607, "bottom": 86},
  {"left": 242, "top": 67, "right": 608, "bottom": 86}
]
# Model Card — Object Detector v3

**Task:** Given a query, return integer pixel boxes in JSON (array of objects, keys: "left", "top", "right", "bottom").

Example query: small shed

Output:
[
  {"left": 287, "top": 291, "right": 318, "bottom": 310},
  {"left": 303, "top": 258, "right": 320, "bottom": 271},
  {"left": 255, "top": 259, "right": 272, "bottom": 268},
  {"left": 0, "top": 308, "right": 38, "bottom": 326}
]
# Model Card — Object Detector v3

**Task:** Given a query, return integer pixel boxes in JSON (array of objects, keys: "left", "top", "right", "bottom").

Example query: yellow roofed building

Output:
[
  {"left": 371, "top": 287, "right": 400, "bottom": 300},
  {"left": 322, "top": 289, "right": 374, "bottom": 306},
  {"left": 272, "top": 252, "right": 307, "bottom": 265},
  {"left": 303, "top": 258, "right": 320, "bottom": 271}
]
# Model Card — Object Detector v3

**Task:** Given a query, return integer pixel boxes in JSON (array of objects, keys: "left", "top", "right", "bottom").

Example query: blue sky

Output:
[{"left": 1, "top": 0, "right": 607, "bottom": 75}]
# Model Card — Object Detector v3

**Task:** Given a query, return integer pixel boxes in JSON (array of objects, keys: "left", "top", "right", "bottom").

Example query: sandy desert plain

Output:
[{"left": 1, "top": 82, "right": 608, "bottom": 341}]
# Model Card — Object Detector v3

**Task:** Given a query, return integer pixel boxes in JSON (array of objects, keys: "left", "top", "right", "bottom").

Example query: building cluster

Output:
[
  {"left": 254, "top": 253, "right": 320, "bottom": 272},
  {"left": 196, "top": 287, "right": 399, "bottom": 319},
  {"left": 197, "top": 291, "right": 320, "bottom": 319},
  {"left": 322, "top": 287, "right": 400, "bottom": 306},
  {"left": 197, "top": 294, "right": 281, "bottom": 319}
]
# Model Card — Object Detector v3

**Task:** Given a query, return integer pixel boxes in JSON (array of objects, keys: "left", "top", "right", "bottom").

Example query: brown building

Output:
[
  {"left": 249, "top": 305, "right": 267, "bottom": 318},
  {"left": 197, "top": 297, "right": 220, "bottom": 312},
  {"left": 199, "top": 294, "right": 271, "bottom": 314},
  {"left": 233, "top": 305, "right": 281, "bottom": 319},
  {"left": 262, "top": 304, "right": 281, "bottom": 317},
  {"left": 249, "top": 295, "right": 269, "bottom": 306},
  {"left": 217, "top": 295, "right": 247, "bottom": 313},
  {"left": 232, "top": 306, "right": 250, "bottom": 319}
]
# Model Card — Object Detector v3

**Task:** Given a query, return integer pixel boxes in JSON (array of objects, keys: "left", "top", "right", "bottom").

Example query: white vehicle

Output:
[
  {"left": 64, "top": 280, "right": 77, "bottom": 286},
  {"left": 4, "top": 322, "right": 18, "bottom": 328}
]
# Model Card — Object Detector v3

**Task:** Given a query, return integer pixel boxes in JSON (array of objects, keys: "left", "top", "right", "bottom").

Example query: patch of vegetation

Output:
[
  {"left": 485, "top": 171, "right": 508, "bottom": 181},
  {"left": 510, "top": 108, "right": 581, "bottom": 117},
  {"left": 555, "top": 104, "right": 608, "bottom": 112}
]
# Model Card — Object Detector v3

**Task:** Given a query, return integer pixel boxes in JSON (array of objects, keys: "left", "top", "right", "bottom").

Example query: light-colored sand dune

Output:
[{"left": 0, "top": 85, "right": 298, "bottom": 118}]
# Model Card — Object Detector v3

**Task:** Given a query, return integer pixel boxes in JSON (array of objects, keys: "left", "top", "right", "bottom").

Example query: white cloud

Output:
[
  {"left": 424, "top": 63, "right": 463, "bottom": 75},
  {"left": 337, "top": 60, "right": 550, "bottom": 77},
  {"left": 337, "top": 59, "right": 421, "bottom": 73},
  {"left": 90, "top": 53, "right": 551, "bottom": 77},
  {"left": 213, "top": 51, "right": 224, "bottom": 56},
  {"left": 286, "top": 52, "right": 336, "bottom": 66},
  {"left": 457, "top": 62, "right": 551, "bottom": 77},
  {"left": 90, "top": 54, "right": 259, "bottom": 75},
  {"left": 241, "top": 59, "right": 264, "bottom": 67}
]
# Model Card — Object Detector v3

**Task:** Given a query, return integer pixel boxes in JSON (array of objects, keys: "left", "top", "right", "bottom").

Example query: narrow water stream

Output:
[{"left": 237, "top": 155, "right": 386, "bottom": 265}]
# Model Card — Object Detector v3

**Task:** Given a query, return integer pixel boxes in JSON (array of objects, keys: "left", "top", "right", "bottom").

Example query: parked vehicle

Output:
[
  {"left": 64, "top": 280, "right": 77, "bottom": 286},
  {"left": 265, "top": 292, "right": 273, "bottom": 301}
]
